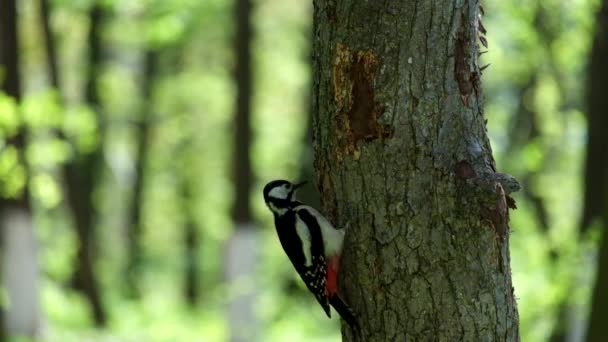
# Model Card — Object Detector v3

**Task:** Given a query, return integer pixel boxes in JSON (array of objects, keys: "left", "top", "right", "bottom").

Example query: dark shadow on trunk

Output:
[{"left": 63, "top": 3, "right": 107, "bottom": 326}]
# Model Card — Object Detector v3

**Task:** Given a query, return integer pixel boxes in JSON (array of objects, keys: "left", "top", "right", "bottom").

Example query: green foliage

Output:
[
  {"left": 484, "top": 0, "right": 598, "bottom": 340},
  {"left": 0, "top": 94, "right": 20, "bottom": 139}
]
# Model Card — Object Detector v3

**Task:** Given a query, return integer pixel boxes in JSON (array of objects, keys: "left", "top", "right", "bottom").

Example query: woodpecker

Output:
[{"left": 263, "top": 179, "right": 358, "bottom": 329}]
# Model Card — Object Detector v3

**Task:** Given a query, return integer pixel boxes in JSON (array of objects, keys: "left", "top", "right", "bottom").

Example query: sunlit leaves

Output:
[
  {"left": 62, "top": 105, "right": 99, "bottom": 153},
  {"left": 0, "top": 146, "right": 27, "bottom": 198},
  {"left": 0, "top": 94, "right": 19, "bottom": 140},
  {"left": 484, "top": 1, "right": 597, "bottom": 341},
  {"left": 22, "top": 91, "right": 62, "bottom": 129},
  {"left": 27, "top": 138, "right": 70, "bottom": 168},
  {"left": 521, "top": 141, "right": 544, "bottom": 172},
  {"left": 31, "top": 172, "right": 62, "bottom": 208}
]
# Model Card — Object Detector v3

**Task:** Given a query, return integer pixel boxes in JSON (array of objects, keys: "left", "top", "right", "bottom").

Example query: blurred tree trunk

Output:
[
  {"left": 226, "top": 0, "right": 257, "bottom": 340},
  {"left": 40, "top": 0, "right": 108, "bottom": 325},
  {"left": 580, "top": 0, "right": 608, "bottom": 236},
  {"left": 585, "top": 0, "right": 608, "bottom": 341},
  {"left": 124, "top": 49, "right": 157, "bottom": 298},
  {"left": 508, "top": 74, "right": 551, "bottom": 233},
  {"left": 62, "top": 3, "right": 107, "bottom": 326},
  {"left": 312, "top": 1, "right": 520, "bottom": 340},
  {"left": 40, "top": 0, "right": 60, "bottom": 90},
  {"left": 0, "top": 0, "right": 42, "bottom": 337},
  {"left": 232, "top": 0, "right": 253, "bottom": 223},
  {"left": 181, "top": 175, "right": 200, "bottom": 305}
]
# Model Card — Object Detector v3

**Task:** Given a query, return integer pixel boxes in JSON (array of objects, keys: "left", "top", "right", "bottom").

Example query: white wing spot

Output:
[{"left": 295, "top": 216, "right": 313, "bottom": 266}]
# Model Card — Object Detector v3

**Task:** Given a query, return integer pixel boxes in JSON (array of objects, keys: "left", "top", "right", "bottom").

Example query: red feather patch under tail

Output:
[{"left": 326, "top": 256, "right": 340, "bottom": 297}]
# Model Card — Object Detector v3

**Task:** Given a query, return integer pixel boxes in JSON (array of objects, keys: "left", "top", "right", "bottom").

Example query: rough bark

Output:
[
  {"left": 0, "top": 0, "right": 41, "bottom": 336},
  {"left": 63, "top": 3, "right": 107, "bottom": 326},
  {"left": 125, "top": 49, "right": 157, "bottom": 298},
  {"left": 311, "top": 1, "right": 520, "bottom": 341},
  {"left": 585, "top": 0, "right": 608, "bottom": 340}
]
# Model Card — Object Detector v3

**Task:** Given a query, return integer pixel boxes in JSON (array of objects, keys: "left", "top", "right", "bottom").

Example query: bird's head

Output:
[{"left": 263, "top": 179, "right": 307, "bottom": 215}]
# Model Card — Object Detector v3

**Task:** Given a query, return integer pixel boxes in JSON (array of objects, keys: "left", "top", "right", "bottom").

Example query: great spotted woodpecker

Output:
[{"left": 263, "top": 179, "right": 358, "bottom": 329}]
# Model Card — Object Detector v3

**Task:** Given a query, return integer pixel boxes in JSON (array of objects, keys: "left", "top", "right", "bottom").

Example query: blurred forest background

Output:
[{"left": 0, "top": 0, "right": 607, "bottom": 341}]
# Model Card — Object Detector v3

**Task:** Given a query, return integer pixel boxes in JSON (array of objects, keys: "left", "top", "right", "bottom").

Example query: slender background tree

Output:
[
  {"left": 584, "top": 0, "right": 608, "bottom": 340},
  {"left": 0, "top": 0, "right": 41, "bottom": 336},
  {"left": 61, "top": 3, "right": 108, "bottom": 326},
  {"left": 226, "top": 0, "right": 257, "bottom": 341}
]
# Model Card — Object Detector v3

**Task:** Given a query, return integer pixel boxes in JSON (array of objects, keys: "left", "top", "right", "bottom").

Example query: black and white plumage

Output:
[{"left": 263, "top": 179, "right": 358, "bottom": 329}]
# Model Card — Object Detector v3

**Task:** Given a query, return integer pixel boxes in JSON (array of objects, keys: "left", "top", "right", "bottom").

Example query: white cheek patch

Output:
[
  {"left": 269, "top": 185, "right": 290, "bottom": 200},
  {"left": 268, "top": 202, "right": 287, "bottom": 215}
]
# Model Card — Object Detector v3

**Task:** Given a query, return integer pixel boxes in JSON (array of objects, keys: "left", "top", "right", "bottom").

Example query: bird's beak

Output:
[{"left": 293, "top": 181, "right": 308, "bottom": 190}]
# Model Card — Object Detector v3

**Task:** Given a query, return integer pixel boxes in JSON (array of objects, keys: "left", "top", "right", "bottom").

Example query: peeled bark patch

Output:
[{"left": 333, "top": 43, "right": 390, "bottom": 161}]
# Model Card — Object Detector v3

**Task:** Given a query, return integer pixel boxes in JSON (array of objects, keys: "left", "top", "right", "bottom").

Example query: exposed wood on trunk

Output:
[
  {"left": 585, "top": 0, "right": 608, "bottom": 340},
  {"left": 312, "top": 1, "right": 520, "bottom": 340}
]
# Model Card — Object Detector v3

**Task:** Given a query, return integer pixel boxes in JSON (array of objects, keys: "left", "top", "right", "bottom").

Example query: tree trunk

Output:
[
  {"left": 226, "top": 0, "right": 258, "bottom": 340},
  {"left": 125, "top": 49, "right": 157, "bottom": 298},
  {"left": 579, "top": 0, "right": 608, "bottom": 237},
  {"left": 0, "top": 0, "right": 42, "bottom": 337},
  {"left": 180, "top": 176, "right": 200, "bottom": 306},
  {"left": 63, "top": 3, "right": 107, "bottom": 326},
  {"left": 311, "top": 1, "right": 520, "bottom": 340},
  {"left": 232, "top": 0, "right": 253, "bottom": 221},
  {"left": 40, "top": 0, "right": 60, "bottom": 90},
  {"left": 584, "top": 0, "right": 608, "bottom": 340}
]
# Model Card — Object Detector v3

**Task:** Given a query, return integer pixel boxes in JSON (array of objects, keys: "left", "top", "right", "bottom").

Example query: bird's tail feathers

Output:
[{"left": 329, "top": 295, "right": 360, "bottom": 332}]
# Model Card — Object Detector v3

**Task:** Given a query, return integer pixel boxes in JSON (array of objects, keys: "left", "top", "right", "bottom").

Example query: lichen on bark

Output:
[{"left": 312, "top": 1, "right": 520, "bottom": 341}]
